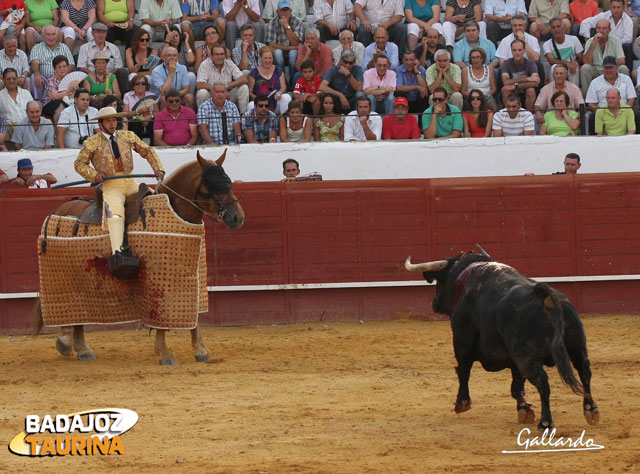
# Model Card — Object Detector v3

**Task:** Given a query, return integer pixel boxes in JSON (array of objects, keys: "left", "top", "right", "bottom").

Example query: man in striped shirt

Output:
[
  {"left": 492, "top": 93, "right": 535, "bottom": 136},
  {"left": 28, "top": 24, "right": 74, "bottom": 99}
]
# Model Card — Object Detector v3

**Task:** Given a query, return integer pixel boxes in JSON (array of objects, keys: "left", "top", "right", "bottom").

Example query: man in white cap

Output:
[{"left": 74, "top": 106, "right": 165, "bottom": 276}]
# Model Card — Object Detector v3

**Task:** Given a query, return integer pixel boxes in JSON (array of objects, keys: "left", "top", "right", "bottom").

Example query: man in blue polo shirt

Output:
[
  {"left": 453, "top": 20, "right": 498, "bottom": 68},
  {"left": 150, "top": 46, "right": 195, "bottom": 109},
  {"left": 394, "top": 50, "right": 427, "bottom": 114},
  {"left": 422, "top": 87, "right": 463, "bottom": 139}
]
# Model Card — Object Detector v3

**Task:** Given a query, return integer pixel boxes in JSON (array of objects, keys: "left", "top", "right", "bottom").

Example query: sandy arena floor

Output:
[{"left": 0, "top": 314, "right": 638, "bottom": 473}]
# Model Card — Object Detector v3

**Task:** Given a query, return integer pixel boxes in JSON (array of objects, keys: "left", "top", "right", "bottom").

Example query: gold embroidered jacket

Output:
[{"left": 74, "top": 131, "right": 164, "bottom": 183}]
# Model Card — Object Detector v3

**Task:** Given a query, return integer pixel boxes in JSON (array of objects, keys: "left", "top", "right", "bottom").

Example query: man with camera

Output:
[{"left": 56, "top": 88, "right": 99, "bottom": 149}]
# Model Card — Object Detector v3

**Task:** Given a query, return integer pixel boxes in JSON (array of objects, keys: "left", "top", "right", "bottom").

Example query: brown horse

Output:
[{"left": 33, "top": 149, "right": 244, "bottom": 365}]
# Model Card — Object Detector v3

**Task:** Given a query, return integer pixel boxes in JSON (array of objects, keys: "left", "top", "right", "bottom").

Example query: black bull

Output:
[{"left": 406, "top": 251, "right": 600, "bottom": 431}]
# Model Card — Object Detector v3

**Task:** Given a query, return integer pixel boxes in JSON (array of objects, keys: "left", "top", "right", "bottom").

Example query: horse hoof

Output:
[
  {"left": 537, "top": 421, "right": 554, "bottom": 433},
  {"left": 159, "top": 358, "right": 178, "bottom": 366},
  {"left": 56, "top": 338, "right": 72, "bottom": 356},
  {"left": 454, "top": 401, "right": 472, "bottom": 414},
  {"left": 78, "top": 351, "right": 96, "bottom": 361},
  {"left": 195, "top": 354, "right": 209, "bottom": 362},
  {"left": 585, "top": 407, "right": 600, "bottom": 425},
  {"left": 518, "top": 407, "right": 536, "bottom": 424}
]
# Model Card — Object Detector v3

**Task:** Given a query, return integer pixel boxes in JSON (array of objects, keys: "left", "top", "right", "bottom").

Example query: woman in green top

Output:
[
  {"left": 24, "top": 0, "right": 61, "bottom": 52},
  {"left": 539, "top": 91, "right": 580, "bottom": 137},
  {"left": 97, "top": 0, "right": 137, "bottom": 47},
  {"left": 82, "top": 51, "right": 121, "bottom": 108}
]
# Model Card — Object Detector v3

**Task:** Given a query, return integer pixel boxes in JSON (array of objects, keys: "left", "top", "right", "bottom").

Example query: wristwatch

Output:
[
  {"left": 514, "top": 81, "right": 519, "bottom": 88},
  {"left": 286, "top": 25, "right": 291, "bottom": 30}
]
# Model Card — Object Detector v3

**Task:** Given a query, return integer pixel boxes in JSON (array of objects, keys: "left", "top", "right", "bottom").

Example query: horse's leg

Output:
[
  {"left": 191, "top": 322, "right": 210, "bottom": 362},
  {"left": 155, "top": 329, "right": 178, "bottom": 366},
  {"left": 73, "top": 326, "right": 96, "bottom": 361},
  {"left": 56, "top": 326, "right": 74, "bottom": 356}
]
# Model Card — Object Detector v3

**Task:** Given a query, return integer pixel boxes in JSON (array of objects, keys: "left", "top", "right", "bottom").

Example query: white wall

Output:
[{"left": 1, "top": 136, "right": 639, "bottom": 186}]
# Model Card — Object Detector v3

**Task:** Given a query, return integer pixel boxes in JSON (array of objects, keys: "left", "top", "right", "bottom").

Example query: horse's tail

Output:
[{"left": 32, "top": 299, "right": 43, "bottom": 338}]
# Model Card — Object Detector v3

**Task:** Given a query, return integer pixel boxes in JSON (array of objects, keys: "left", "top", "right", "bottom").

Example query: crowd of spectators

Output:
[{"left": 0, "top": 0, "right": 639, "bottom": 150}]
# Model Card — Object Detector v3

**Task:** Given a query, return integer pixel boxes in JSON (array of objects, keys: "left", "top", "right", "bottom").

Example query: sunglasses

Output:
[
  {"left": 432, "top": 97, "right": 445, "bottom": 102},
  {"left": 134, "top": 81, "right": 147, "bottom": 86},
  {"left": 167, "top": 98, "right": 181, "bottom": 103},
  {"left": 139, "top": 38, "right": 150, "bottom": 42},
  {"left": 342, "top": 60, "right": 354, "bottom": 65},
  {"left": 256, "top": 103, "right": 269, "bottom": 108},
  {"left": 470, "top": 96, "right": 482, "bottom": 101}
]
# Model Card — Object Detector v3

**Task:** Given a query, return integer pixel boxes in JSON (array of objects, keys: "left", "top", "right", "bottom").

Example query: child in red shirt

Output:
[{"left": 293, "top": 60, "right": 323, "bottom": 116}]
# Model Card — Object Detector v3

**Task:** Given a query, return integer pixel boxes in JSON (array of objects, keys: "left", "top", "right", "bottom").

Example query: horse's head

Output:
[{"left": 196, "top": 150, "right": 245, "bottom": 229}]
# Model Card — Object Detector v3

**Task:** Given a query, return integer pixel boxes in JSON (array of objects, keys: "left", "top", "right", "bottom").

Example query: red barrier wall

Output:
[{"left": 2, "top": 173, "right": 640, "bottom": 332}]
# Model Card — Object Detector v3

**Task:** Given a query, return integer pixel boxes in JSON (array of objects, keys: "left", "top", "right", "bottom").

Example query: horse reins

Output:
[{"left": 158, "top": 179, "right": 238, "bottom": 223}]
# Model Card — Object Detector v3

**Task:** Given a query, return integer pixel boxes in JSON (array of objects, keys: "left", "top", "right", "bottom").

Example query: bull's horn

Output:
[
  {"left": 404, "top": 256, "right": 448, "bottom": 272},
  {"left": 475, "top": 243, "right": 491, "bottom": 258}
]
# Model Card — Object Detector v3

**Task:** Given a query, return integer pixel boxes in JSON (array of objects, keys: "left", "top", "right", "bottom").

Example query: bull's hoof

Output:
[
  {"left": 195, "top": 354, "right": 210, "bottom": 362},
  {"left": 518, "top": 406, "right": 536, "bottom": 424},
  {"left": 537, "top": 421, "right": 554, "bottom": 433},
  {"left": 56, "top": 338, "right": 72, "bottom": 356},
  {"left": 78, "top": 351, "right": 96, "bottom": 361},
  {"left": 584, "top": 404, "right": 600, "bottom": 425},
  {"left": 454, "top": 400, "right": 472, "bottom": 414},
  {"left": 159, "top": 357, "right": 178, "bottom": 366}
]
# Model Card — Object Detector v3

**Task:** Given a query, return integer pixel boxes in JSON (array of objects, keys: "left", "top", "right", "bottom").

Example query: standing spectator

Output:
[
  {"left": 222, "top": 0, "right": 262, "bottom": 50},
  {"left": 56, "top": 87, "right": 98, "bottom": 148},
  {"left": 528, "top": 0, "right": 571, "bottom": 41},
  {"left": 569, "top": 0, "right": 599, "bottom": 37},
  {"left": 404, "top": 0, "right": 443, "bottom": 52},
  {"left": 29, "top": 24, "right": 75, "bottom": 100},
  {"left": 414, "top": 27, "right": 446, "bottom": 68},
  {"left": 231, "top": 23, "right": 265, "bottom": 74},
  {"left": 492, "top": 92, "right": 535, "bottom": 136},
  {"left": 462, "top": 89, "right": 493, "bottom": 137},
  {"left": 539, "top": 90, "right": 579, "bottom": 136},
  {"left": 279, "top": 99, "right": 311, "bottom": 142},
  {"left": 443, "top": 0, "right": 485, "bottom": 48},
  {"left": 425, "top": 49, "right": 463, "bottom": 109},
  {"left": 495, "top": 15, "right": 541, "bottom": 65},
  {"left": 314, "top": 92, "right": 344, "bottom": 141},
  {"left": 248, "top": 45, "right": 291, "bottom": 114},
  {"left": 461, "top": 47, "right": 497, "bottom": 108},
  {"left": 42, "top": 55, "right": 74, "bottom": 123},
  {"left": 193, "top": 25, "right": 223, "bottom": 73},
  {"left": 198, "top": 81, "right": 242, "bottom": 145},
  {"left": 263, "top": 0, "right": 303, "bottom": 83},
  {"left": 422, "top": 86, "right": 463, "bottom": 138},
  {"left": 11, "top": 100, "right": 54, "bottom": 148},
  {"left": 125, "top": 28, "right": 159, "bottom": 81},
  {"left": 150, "top": 46, "right": 195, "bottom": 109},
  {"left": 343, "top": 95, "right": 382, "bottom": 140},
  {"left": 294, "top": 28, "right": 333, "bottom": 80},
  {"left": 24, "top": 0, "right": 60, "bottom": 53},
  {"left": 500, "top": 39, "right": 540, "bottom": 111},
  {"left": 139, "top": 0, "right": 183, "bottom": 42},
  {"left": 394, "top": 49, "right": 428, "bottom": 115},
  {"left": 0, "top": 68, "right": 33, "bottom": 129},
  {"left": 196, "top": 43, "right": 249, "bottom": 110},
  {"left": 542, "top": 17, "right": 583, "bottom": 85},
  {"left": 180, "top": 0, "right": 226, "bottom": 54},
  {"left": 313, "top": 0, "right": 357, "bottom": 43},
  {"left": 77, "top": 22, "right": 127, "bottom": 95},
  {"left": 0, "top": 36, "right": 30, "bottom": 92},
  {"left": 320, "top": 49, "right": 364, "bottom": 113},
  {"left": 10, "top": 157, "right": 56, "bottom": 187},
  {"left": 362, "top": 26, "right": 399, "bottom": 70},
  {"left": 354, "top": 0, "right": 407, "bottom": 55},
  {"left": 595, "top": 87, "right": 635, "bottom": 135},
  {"left": 153, "top": 87, "right": 198, "bottom": 146},
  {"left": 534, "top": 63, "right": 583, "bottom": 124},
  {"left": 122, "top": 74, "right": 155, "bottom": 142},
  {"left": 82, "top": 50, "right": 121, "bottom": 107},
  {"left": 580, "top": 19, "right": 629, "bottom": 96},
  {"left": 293, "top": 60, "right": 323, "bottom": 116},
  {"left": 382, "top": 96, "right": 420, "bottom": 139},
  {"left": 453, "top": 20, "right": 497, "bottom": 68},
  {"left": 241, "top": 93, "right": 278, "bottom": 143},
  {"left": 60, "top": 0, "right": 96, "bottom": 52},
  {"left": 363, "top": 54, "right": 396, "bottom": 114},
  {"left": 332, "top": 29, "right": 365, "bottom": 67},
  {"left": 0, "top": 0, "right": 26, "bottom": 50},
  {"left": 484, "top": 0, "right": 527, "bottom": 46},
  {"left": 96, "top": 0, "right": 137, "bottom": 47}
]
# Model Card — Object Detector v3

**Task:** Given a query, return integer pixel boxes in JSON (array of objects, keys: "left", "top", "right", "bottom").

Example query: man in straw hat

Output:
[{"left": 74, "top": 106, "right": 165, "bottom": 276}]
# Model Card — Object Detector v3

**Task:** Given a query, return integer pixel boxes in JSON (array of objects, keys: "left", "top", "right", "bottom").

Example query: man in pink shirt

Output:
[
  {"left": 294, "top": 27, "right": 333, "bottom": 82},
  {"left": 362, "top": 54, "right": 396, "bottom": 114},
  {"left": 153, "top": 88, "right": 199, "bottom": 146}
]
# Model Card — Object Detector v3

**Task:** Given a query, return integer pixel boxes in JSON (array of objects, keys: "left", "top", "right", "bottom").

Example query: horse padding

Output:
[{"left": 37, "top": 194, "right": 208, "bottom": 329}]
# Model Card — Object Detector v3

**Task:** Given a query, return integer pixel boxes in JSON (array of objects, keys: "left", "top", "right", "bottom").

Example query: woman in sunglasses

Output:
[
  {"left": 462, "top": 88, "right": 493, "bottom": 137},
  {"left": 125, "top": 29, "right": 159, "bottom": 81},
  {"left": 538, "top": 90, "right": 579, "bottom": 136},
  {"left": 461, "top": 47, "right": 496, "bottom": 110},
  {"left": 122, "top": 74, "right": 155, "bottom": 142}
]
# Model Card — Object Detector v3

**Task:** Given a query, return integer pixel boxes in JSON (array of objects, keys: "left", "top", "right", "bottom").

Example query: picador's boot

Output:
[{"left": 107, "top": 216, "right": 139, "bottom": 279}]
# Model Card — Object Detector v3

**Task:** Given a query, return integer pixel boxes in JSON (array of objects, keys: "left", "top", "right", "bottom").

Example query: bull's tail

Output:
[
  {"left": 32, "top": 299, "right": 43, "bottom": 338},
  {"left": 534, "top": 282, "right": 583, "bottom": 396}
]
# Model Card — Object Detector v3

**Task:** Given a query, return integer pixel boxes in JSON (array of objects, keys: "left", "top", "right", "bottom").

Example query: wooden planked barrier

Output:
[{"left": 2, "top": 173, "right": 640, "bottom": 332}]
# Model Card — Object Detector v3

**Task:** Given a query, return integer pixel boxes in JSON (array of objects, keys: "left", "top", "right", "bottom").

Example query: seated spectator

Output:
[
  {"left": 241, "top": 93, "right": 278, "bottom": 143},
  {"left": 382, "top": 96, "right": 420, "bottom": 139},
  {"left": 462, "top": 89, "right": 493, "bottom": 137},
  {"left": 363, "top": 54, "right": 396, "bottom": 114},
  {"left": 343, "top": 95, "right": 381, "bottom": 141},
  {"left": 484, "top": 0, "right": 527, "bottom": 45},
  {"left": 139, "top": 0, "right": 182, "bottom": 42},
  {"left": 539, "top": 90, "right": 579, "bottom": 136},
  {"left": 263, "top": 0, "right": 304, "bottom": 83},
  {"left": 0, "top": 68, "right": 34, "bottom": 134},
  {"left": 150, "top": 46, "right": 195, "bottom": 109},
  {"left": 534, "top": 63, "right": 583, "bottom": 125},
  {"left": 294, "top": 28, "right": 333, "bottom": 82},
  {"left": 42, "top": 55, "right": 74, "bottom": 123},
  {"left": 461, "top": 47, "right": 496, "bottom": 109},
  {"left": 394, "top": 50, "right": 428, "bottom": 115},
  {"left": 404, "top": 0, "right": 443, "bottom": 52},
  {"left": 29, "top": 24, "right": 75, "bottom": 100},
  {"left": 362, "top": 26, "right": 399, "bottom": 70},
  {"left": 443, "top": 0, "right": 486, "bottom": 48},
  {"left": 579, "top": 0, "right": 633, "bottom": 46},
  {"left": 279, "top": 99, "right": 311, "bottom": 142},
  {"left": 542, "top": 17, "right": 583, "bottom": 85},
  {"left": 9, "top": 157, "right": 56, "bottom": 187},
  {"left": 24, "top": 0, "right": 60, "bottom": 52},
  {"left": 192, "top": 24, "right": 225, "bottom": 73},
  {"left": 495, "top": 15, "right": 541, "bottom": 66},
  {"left": 125, "top": 28, "right": 159, "bottom": 81},
  {"left": 500, "top": 39, "right": 540, "bottom": 111},
  {"left": 248, "top": 45, "right": 291, "bottom": 114},
  {"left": 83, "top": 51, "right": 121, "bottom": 107},
  {"left": 196, "top": 43, "right": 249, "bottom": 111},
  {"left": 180, "top": 0, "right": 226, "bottom": 54},
  {"left": 60, "top": 0, "right": 96, "bottom": 52},
  {"left": 0, "top": 113, "right": 7, "bottom": 150},
  {"left": 11, "top": 100, "right": 54, "bottom": 149},
  {"left": 528, "top": 0, "right": 571, "bottom": 41},
  {"left": 453, "top": 20, "right": 497, "bottom": 69},
  {"left": 426, "top": 49, "right": 463, "bottom": 109},
  {"left": 0, "top": 36, "right": 30, "bottom": 92},
  {"left": 160, "top": 25, "right": 196, "bottom": 93},
  {"left": 595, "top": 86, "right": 635, "bottom": 135},
  {"left": 314, "top": 92, "right": 344, "bottom": 141},
  {"left": 231, "top": 23, "right": 265, "bottom": 74},
  {"left": 320, "top": 49, "right": 364, "bottom": 113},
  {"left": 569, "top": 0, "right": 598, "bottom": 37},
  {"left": 492, "top": 92, "right": 535, "bottom": 136},
  {"left": 198, "top": 81, "right": 242, "bottom": 145},
  {"left": 0, "top": 1, "right": 26, "bottom": 51},
  {"left": 262, "top": 0, "right": 306, "bottom": 23},
  {"left": 414, "top": 27, "right": 446, "bottom": 68},
  {"left": 56, "top": 87, "right": 98, "bottom": 148},
  {"left": 293, "top": 59, "right": 322, "bottom": 116},
  {"left": 153, "top": 87, "right": 198, "bottom": 146},
  {"left": 281, "top": 157, "right": 300, "bottom": 181},
  {"left": 77, "top": 22, "right": 127, "bottom": 94},
  {"left": 332, "top": 29, "right": 365, "bottom": 67},
  {"left": 96, "top": 0, "right": 137, "bottom": 47},
  {"left": 580, "top": 18, "right": 629, "bottom": 97},
  {"left": 354, "top": 0, "right": 407, "bottom": 55},
  {"left": 313, "top": 0, "right": 357, "bottom": 43},
  {"left": 122, "top": 74, "right": 155, "bottom": 143},
  {"left": 222, "top": 0, "right": 262, "bottom": 50},
  {"left": 422, "top": 86, "right": 463, "bottom": 139}
]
